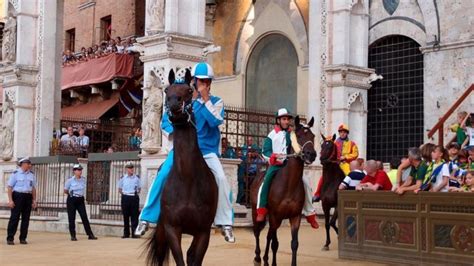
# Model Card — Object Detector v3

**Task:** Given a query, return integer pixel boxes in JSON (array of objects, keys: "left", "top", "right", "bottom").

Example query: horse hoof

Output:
[
  {"left": 253, "top": 259, "right": 262, "bottom": 266},
  {"left": 321, "top": 246, "right": 329, "bottom": 251}
]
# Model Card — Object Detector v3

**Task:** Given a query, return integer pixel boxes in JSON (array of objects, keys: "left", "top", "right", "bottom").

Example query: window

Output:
[
  {"left": 100, "top": 15, "right": 112, "bottom": 41},
  {"left": 65, "top": 28, "right": 76, "bottom": 52}
]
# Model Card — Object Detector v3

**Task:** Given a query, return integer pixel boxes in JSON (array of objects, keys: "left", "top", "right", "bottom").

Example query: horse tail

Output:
[{"left": 145, "top": 222, "right": 169, "bottom": 266}]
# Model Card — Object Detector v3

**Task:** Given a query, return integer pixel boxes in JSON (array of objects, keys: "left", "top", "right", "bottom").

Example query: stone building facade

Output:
[
  {"left": 0, "top": 0, "right": 473, "bottom": 198},
  {"left": 63, "top": 0, "right": 145, "bottom": 52}
]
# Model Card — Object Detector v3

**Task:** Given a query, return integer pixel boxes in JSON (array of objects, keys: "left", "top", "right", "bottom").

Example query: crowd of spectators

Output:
[
  {"left": 338, "top": 112, "right": 473, "bottom": 193},
  {"left": 63, "top": 36, "right": 138, "bottom": 66},
  {"left": 51, "top": 126, "right": 142, "bottom": 157}
]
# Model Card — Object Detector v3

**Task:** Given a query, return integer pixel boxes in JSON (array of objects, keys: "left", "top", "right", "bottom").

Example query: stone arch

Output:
[
  {"left": 369, "top": 0, "right": 428, "bottom": 46},
  {"left": 370, "top": 20, "right": 426, "bottom": 46},
  {"left": 234, "top": 0, "right": 308, "bottom": 75},
  {"left": 416, "top": 0, "right": 440, "bottom": 44}
]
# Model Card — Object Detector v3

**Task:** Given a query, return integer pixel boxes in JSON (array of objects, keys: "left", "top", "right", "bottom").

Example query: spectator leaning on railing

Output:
[
  {"left": 62, "top": 36, "right": 139, "bottom": 66},
  {"left": 356, "top": 160, "right": 392, "bottom": 191}
]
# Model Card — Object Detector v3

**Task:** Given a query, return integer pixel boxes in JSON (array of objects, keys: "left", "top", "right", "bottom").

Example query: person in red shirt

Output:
[{"left": 356, "top": 160, "right": 393, "bottom": 191}]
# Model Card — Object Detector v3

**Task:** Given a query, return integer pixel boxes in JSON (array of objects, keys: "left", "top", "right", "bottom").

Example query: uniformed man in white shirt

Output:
[
  {"left": 64, "top": 164, "right": 97, "bottom": 241},
  {"left": 6, "top": 157, "right": 37, "bottom": 245},
  {"left": 118, "top": 162, "right": 141, "bottom": 238}
]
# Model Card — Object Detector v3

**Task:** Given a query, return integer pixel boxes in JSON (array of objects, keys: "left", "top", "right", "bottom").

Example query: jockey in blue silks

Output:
[{"left": 135, "top": 62, "right": 235, "bottom": 243}]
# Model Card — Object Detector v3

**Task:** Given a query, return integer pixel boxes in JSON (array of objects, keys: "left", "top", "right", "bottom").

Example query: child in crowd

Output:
[
  {"left": 387, "top": 158, "right": 400, "bottom": 188},
  {"left": 449, "top": 111, "right": 470, "bottom": 147},
  {"left": 449, "top": 171, "right": 474, "bottom": 192},
  {"left": 426, "top": 145, "right": 450, "bottom": 192},
  {"left": 339, "top": 159, "right": 365, "bottom": 190}
]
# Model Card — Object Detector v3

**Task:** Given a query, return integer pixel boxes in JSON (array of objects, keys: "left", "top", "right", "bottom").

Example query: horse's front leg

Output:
[
  {"left": 263, "top": 223, "right": 275, "bottom": 266},
  {"left": 322, "top": 204, "right": 331, "bottom": 251},
  {"left": 164, "top": 225, "right": 185, "bottom": 266},
  {"left": 289, "top": 215, "right": 302, "bottom": 266},
  {"left": 269, "top": 216, "right": 282, "bottom": 266}
]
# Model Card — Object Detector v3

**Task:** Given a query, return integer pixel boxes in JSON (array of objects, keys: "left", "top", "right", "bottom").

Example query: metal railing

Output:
[
  {"left": 86, "top": 152, "right": 140, "bottom": 221},
  {"left": 30, "top": 156, "right": 78, "bottom": 217},
  {"left": 427, "top": 84, "right": 473, "bottom": 146},
  {"left": 51, "top": 117, "right": 142, "bottom": 157}
]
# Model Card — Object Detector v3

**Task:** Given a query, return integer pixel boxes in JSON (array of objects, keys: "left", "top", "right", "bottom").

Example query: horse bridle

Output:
[
  {"left": 165, "top": 97, "right": 196, "bottom": 128},
  {"left": 320, "top": 140, "right": 339, "bottom": 164}
]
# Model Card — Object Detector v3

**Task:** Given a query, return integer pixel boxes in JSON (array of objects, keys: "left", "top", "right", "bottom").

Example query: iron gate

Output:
[{"left": 367, "top": 35, "right": 424, "bottom": 162}]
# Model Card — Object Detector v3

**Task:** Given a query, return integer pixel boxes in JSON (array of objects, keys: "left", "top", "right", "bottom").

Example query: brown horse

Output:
[
  {"left": 251, "top": 116, "right": 317, "bottom": 266},
  {"left": 318, "top": 134, "right": 345, "bottom": 251},
  {"left": 146, "top": 69, "right": 218, "bottom": 266}
]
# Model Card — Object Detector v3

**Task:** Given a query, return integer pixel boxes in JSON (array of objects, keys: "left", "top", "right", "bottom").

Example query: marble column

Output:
[{"left": 324, "top": 0, "right": 374, "bottom": 159}]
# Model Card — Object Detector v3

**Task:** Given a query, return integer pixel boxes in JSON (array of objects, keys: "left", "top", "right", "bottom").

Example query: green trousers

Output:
[{"left": 257, "top": 165, "right": 283, "bottom": 208}]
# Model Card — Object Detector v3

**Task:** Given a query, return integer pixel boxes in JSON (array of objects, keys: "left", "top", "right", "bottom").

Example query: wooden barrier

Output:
[{"left": 338, "top": 191, "right": 474, "bottom": 265}]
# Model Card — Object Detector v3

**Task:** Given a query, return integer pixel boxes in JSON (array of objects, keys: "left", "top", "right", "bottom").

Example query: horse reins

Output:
[
  {"left": 286, "top": 140, "right": 314, "bottom": 163},
  {"left": 166, "top": 98, "right": 196, "bottom": 129}
]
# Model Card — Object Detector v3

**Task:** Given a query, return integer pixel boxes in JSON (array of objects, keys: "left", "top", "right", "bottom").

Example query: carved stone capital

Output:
[
  {"left": 0, "top": 64, "right": 39, "bottom": 88},
  {"left": 324, "top": 64, "right": 375, "bottom": 90}
]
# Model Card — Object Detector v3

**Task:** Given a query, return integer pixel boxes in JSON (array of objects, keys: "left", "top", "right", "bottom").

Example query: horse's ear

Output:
[
  {"left": 295, "top": 115, "right": 300, "bottom": 128},
  {"left": 321, "top": 133, "right": 326, "bottom": 141},
  {"left": 168, "top": 69, "right": 175, "bottom": 85},
  {"left": 308, "top": 117, "right": 314, "bottom": 128},
  {"left": 332, "top": 134, "right": 337, "bottom": 141},
  {"left": 184, "top": 68, "right": 192, "bottom": 85}
]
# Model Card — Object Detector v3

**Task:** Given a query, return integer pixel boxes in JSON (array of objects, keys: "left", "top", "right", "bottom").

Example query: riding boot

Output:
[
  {"left": 312, "top": 176, "right": 323, "bottom": 202},
  {"left": 305, "top": 214, "right": 319, "bottom": 229},
  {"left": 256, "top": 208, "right": 267, "bottom": 222}
]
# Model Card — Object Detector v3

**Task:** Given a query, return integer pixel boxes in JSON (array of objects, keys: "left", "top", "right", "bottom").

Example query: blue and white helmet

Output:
[{"left": 191, "top": 62, "right": 214, "bottom": 80}]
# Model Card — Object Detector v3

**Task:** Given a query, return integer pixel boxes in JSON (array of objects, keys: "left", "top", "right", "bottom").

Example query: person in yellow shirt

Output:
[{"left": 313, "top": 124, "right": 359, "bottom": 202}]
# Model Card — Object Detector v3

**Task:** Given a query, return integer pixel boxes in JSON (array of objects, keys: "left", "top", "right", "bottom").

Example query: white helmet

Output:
[{"left": 191, "top": 62, "right": 214, "bottom": 80}]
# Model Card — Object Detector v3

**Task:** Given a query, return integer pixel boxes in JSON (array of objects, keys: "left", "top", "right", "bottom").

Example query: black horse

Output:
[
  {"left": 319, "top": 134, "right": 345, "bottom": 251},
  {"left": 146, "top": 69, "right": 218, "bottom": 266}
]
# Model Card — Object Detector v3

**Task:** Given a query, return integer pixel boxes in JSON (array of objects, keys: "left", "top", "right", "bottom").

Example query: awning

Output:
[
  {"left": 61, "top": 53, "right": 134, "bottom": 90},
  {"left": 61, "top": 97, "right": 119, "bottom": 120}
]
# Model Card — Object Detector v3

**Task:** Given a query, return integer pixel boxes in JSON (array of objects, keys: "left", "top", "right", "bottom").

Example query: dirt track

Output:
[{"left": 0, "top": 227, "right": 384, "bottom": 265}]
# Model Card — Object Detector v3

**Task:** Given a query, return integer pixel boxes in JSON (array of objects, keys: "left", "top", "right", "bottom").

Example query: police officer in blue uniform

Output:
[
  {"left": 6, "top": 157, "right": 37, "bottom": 245},
  {"left": 64, "top": 164, "right": 97, "bottom": 241},
  {"left": 118, "top": 162, "right": 141, "bottom": 238}
]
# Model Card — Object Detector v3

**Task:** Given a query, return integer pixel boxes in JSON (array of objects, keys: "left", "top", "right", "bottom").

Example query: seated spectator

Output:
[
  {"left": 396, "top": 148, "right": 427, "bottom": 194},
  {"left": 447, "top": 143, "right": 462, "bottom": 188},
  {"left": 356, "top": 160, "right": 392, "bottom": 191},
  {"left": 387, "top": 158, "right": 400, "bottom": 187},
  {"left": 221, "top": 137, "right": 237, "bottom": 159},
  {"left": 60, "top": 126, "right": 77, "bottom": 151},
  {"left": 76, "top": 126, "right": 89, "bottom": 158},
  {"left": 449, "top": 171, "right": 474, "bottom": 192},
  {"left": 339, "top": 160, "right": 365, "bottom": 190}
]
